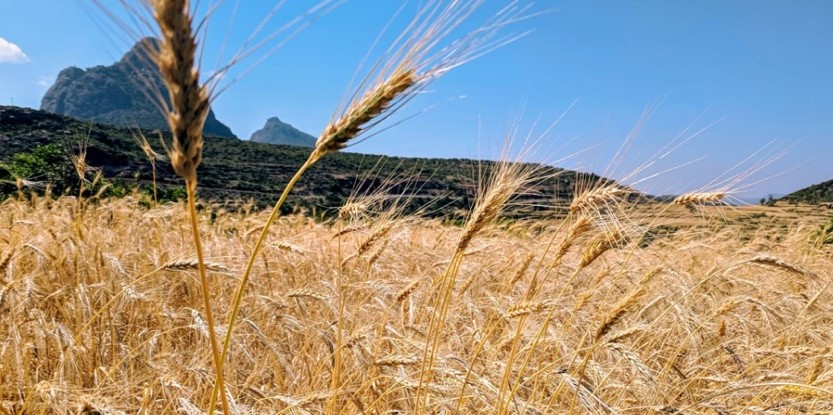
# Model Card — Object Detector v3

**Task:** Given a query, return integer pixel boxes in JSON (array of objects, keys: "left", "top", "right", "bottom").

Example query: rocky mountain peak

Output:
[
  {"left": 250, "top": 116, "right": 316, "bottom": 147},
  {"left": 40, "top": 38, "right": 236, "bottom": 138}
]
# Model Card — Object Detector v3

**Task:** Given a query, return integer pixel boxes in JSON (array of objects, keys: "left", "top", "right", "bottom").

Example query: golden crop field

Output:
[
  {"left": 2, "top": 1, "right": 832, "bottom": 414},
  {"left": 0, "top": 193, "right": 831, "bottom": 414}
]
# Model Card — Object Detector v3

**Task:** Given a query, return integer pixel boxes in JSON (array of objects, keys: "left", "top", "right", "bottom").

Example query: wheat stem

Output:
[
  {"left": 210, "top": 158, "right": 312, "bottom": 411},
  {"left": 186, "top": 178, "right": 229, "bottom": 415}
]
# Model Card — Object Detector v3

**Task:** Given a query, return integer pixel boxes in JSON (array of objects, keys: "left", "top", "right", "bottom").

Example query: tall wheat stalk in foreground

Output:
[
  {"left": 146, "top": 1, "right": 230, "bottom": 414},
  {"left": 416, "top": 149, "right": 544, "bottom": 412},
  {"left": 134, "top": 130, "right": 165, "bottom": 206},
  {"left": 213, "top": 1, "right": 533, "bottom": 410}
]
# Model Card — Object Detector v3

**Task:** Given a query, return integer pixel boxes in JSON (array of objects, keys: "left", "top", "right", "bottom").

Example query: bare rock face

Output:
[
  {"left": 41, "top": 38, "right": 236, "bottom": 138},
  {"left": 250, "top": 117, "right": 316, "bottom": 147}
]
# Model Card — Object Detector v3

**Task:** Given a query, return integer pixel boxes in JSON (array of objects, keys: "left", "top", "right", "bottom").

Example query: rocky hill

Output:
[
  {"left": 0, "top": 105, "right": 612, "bottom": 218},
  {"left": 780, "top": 178, "right": 833, "bottom": 204},
  {"left": 40, "top": 38, "right": 236, "bottom": 138},
  {"left": 250, "top": 117, "right": 316, "bottom": 147}
]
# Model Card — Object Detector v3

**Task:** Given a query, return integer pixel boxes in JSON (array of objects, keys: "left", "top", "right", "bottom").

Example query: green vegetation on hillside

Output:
[
  {"left": 0, "top": 105, "right": 597, "bottom": 218},
  {"left": 780, "top": 178, "right": 833, "bottom": 204}
]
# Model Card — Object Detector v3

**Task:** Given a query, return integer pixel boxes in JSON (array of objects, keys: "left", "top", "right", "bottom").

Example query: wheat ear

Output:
[
  {"left": 396, "top": 278, "right": 421, "bottom": 304},
  {"left": 153, "top": 1, "right": 208, "bottom": 181},
  {"left": 594, "top": 267, "right": 659, "bottom": 342},
  {"left": 570, "top": 184, "right": 627, "bottom": 215},
  {"left": 374, "top": 355, "right": 422, "bottom": 367},
  {"left": 579, "top": 228, "right": 626, "bottom": 268},
  {"left": 313, "top": 69, "right": 416, "bottom": 163},
  {"left": 457, "top": 161, "right": 538, "bottom": 252},
  {"left": 551, "top": 215, "right": 593, "bottom": 267},
  {"left": 748, "top": 254, "right": 818, "bottom": 280},
  {"left": 505, "top": 299, "right": 554, "bottom": 319},
  {"left": 150, "top": 1, "right": 228, "bottom": 414},
  {"left": 163, "top": 258, "right": 230, "bottom": 273},
  {"left": 133, "top": 131, "right": 165, "bottom": 206},
  {"left": 0, "top": 249, "right": 13, "bottom": 273},
  {"left": 505, "top": 252, "right": 535, "bottom": 290},
  {"left": 672, "top": 191, "right": 725, "bottom": 205},
  {"left": 419, "top": 155, "right": 542, "bottom": 410}
]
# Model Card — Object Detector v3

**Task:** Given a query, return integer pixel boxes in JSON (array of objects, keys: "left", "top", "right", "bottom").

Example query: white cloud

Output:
[
  {"left": 0, "top": 37, "right": 29, "bottom": 64},
  {"left": 37, "top": 76, "right": 52, "bottom": 88}
]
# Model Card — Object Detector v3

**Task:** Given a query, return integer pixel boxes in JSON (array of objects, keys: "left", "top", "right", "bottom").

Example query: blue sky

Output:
[{"left": 0, "top": 1, "right": 831, "bottom": 198}]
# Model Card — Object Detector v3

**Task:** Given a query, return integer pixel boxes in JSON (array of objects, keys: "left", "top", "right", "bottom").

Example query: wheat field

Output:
[
  {"left": 2, "top": 1, "right": 832, "bottom": 414},
  {"left": 0, "top": 194, "right": 830, "bottom": 414}
]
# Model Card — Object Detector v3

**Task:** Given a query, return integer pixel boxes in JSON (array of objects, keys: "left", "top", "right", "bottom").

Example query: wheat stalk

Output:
[
  {"left": 217, "top": 3, "right": 530, "bottom": 392},
  {"left": 420, "top": 153, "right": 545, "bottom": 411},
  {"left": 148, "top": 1, "right": 227, "bottom": 414}
]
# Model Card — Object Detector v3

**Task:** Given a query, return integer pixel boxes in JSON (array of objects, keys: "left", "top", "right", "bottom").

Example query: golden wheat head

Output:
[
  {"left": 673, "top": 191, "right": 725, "bottom": 205},
  {"left": 580, "top": 228, "right": 627, "bottom": 268},
  {"left": 570, "top": 185, "right": 627, "bottom": 215},
  {"left": 150, "top": 0, "right": 210, "bottom": 181},
  {"left": 314, "top": 69, "right": 416, "bottom": 161}
]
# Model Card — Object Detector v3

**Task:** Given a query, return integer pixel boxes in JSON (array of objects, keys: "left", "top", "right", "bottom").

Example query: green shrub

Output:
[
  {"left": 0, "top": 144, "right": 75, "bottom": 196},
  {"left": 160, "top": 186, "right": 187, "bottom": 203}
]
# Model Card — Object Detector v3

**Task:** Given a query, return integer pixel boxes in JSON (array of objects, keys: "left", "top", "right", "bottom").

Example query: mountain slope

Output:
[
  {"left": 780, "top": 179, "right": 833, "bottom": 204},
  {"left": 0, "top": 105, "right": 619, "bottom": 218},
  {"left": 250, "top": 117, "right": 316, "bottom": 147},
  {"left": 40, "top": 38, "right": 236, "bottom": 138}
]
